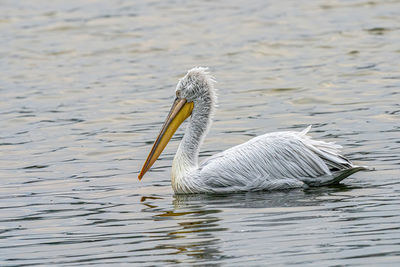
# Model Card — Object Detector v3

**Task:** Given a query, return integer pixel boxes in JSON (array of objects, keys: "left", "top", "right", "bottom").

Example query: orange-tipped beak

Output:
[{"left": 138, "top": 98, "right": 194, "bottom": 180}]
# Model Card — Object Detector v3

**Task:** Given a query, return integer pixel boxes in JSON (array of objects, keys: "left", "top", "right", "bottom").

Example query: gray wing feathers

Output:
[{"left": 197, "top": 126, "right": 360, "bottom": 191}]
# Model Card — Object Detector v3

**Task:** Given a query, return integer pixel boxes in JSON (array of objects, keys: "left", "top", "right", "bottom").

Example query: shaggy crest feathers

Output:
[
  {"left": 176, "top": 67, "right": 218, "bottom": 110},
  {"left": 183, "top": 67, "right": 217, "bottom": 88}
]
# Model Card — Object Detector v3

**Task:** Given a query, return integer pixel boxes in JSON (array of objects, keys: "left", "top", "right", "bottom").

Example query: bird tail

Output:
[{"left": 300, "top": 166, "right": 370, "bottom": 187}]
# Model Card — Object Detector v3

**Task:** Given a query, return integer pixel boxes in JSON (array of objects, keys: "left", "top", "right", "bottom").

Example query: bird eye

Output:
[{"left": 176, "top": 90, "right": 181, "bottom": 98}]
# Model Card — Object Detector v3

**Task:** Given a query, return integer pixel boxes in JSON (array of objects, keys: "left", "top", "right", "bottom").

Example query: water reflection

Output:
[
  {"left": 140, "top": 194, "right": 224, "bottom": 263},
  {"left": 139, "top": 185, "right": 362, "bottom": 264}
]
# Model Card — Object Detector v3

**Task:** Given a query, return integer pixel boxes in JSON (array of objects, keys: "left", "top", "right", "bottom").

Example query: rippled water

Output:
[{"left": 1, "top": 0, "right": 400, "bottom": 265}]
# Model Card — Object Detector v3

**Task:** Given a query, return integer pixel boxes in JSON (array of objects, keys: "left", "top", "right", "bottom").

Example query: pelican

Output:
[{"left": 138, "top": 67, "right": 366, "bottom": 194}]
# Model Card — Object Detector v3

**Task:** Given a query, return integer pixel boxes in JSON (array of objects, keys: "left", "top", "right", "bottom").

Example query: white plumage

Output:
[{"left": 139, "top": 67, "right": 366, "bottom": 194}]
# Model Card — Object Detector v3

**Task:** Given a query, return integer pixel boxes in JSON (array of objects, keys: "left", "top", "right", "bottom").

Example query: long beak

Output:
[{"left": 138, "top": 98, "right": 194, "bottom": 180}]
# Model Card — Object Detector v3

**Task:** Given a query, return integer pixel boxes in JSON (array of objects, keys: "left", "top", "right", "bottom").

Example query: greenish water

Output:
[{"left": 1, "top": 0, "right": 399, "bottom": 265}]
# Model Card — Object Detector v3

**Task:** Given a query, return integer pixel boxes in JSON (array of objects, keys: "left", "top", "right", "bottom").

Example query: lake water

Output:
[{"left": 1, "top": 0, "right": 400, "bottom": 265}]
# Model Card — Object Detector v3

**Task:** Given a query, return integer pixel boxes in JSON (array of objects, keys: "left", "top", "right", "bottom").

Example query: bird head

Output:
[
  {"left": 138, "top": 67, "right": 217, "bottom": 180},
  {"left": 175, "top": 67, "right": 217, "bottom": 106}
]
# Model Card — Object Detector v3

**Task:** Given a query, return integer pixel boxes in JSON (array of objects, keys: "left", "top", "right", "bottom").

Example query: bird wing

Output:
[{"left": 197, "top": 126, "right": 354, "bottom": 191}]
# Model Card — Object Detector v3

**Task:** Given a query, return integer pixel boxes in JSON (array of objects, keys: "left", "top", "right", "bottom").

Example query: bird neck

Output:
[{"left": 172, "top": 100, "right": 212, "bottom": 190}]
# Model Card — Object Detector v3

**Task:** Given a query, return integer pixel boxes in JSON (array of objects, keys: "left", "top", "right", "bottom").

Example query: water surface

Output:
[{"left": 1, "top": 0, "right": 400, "bottom": 265}]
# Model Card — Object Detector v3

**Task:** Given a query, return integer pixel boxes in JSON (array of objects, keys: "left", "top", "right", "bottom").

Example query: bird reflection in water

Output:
[
  {"left": 140, "top": 195, "right": 225, "bottom": 263},
  {"left": 138, "top": 186, "right": 356, "bottom": 264}
]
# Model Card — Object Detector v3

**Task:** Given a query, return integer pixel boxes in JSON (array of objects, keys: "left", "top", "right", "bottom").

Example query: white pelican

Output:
[{"left": 138, "top": 67, "right": 366, "bottom": 194}]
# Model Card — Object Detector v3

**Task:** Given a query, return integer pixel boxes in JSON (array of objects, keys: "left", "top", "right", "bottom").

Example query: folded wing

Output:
[{"left": 197, "top": 126, "right": 361, "bottom": 192}]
